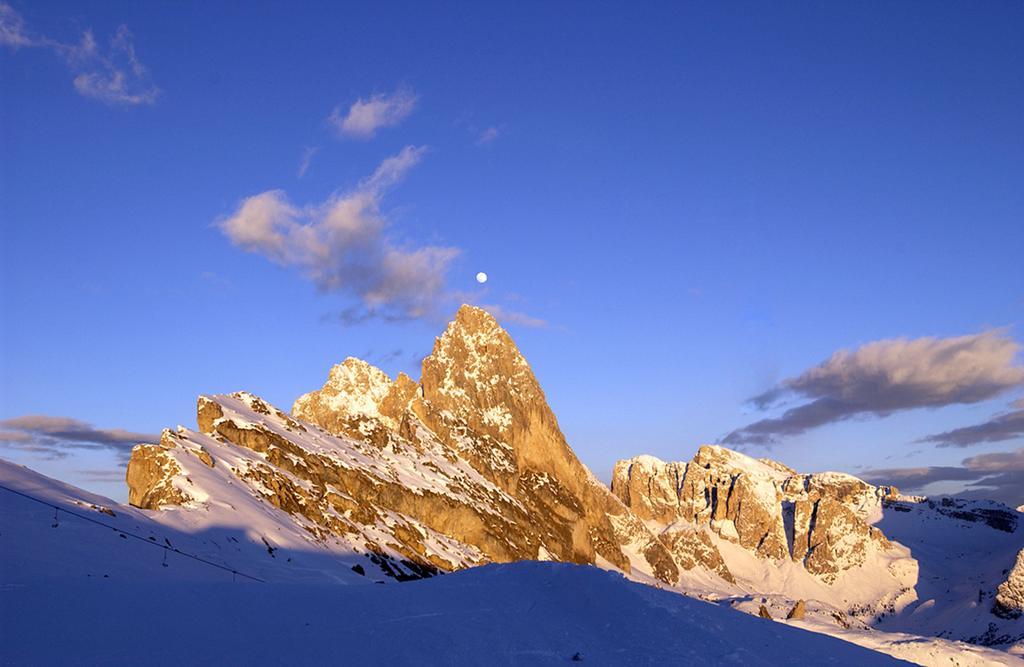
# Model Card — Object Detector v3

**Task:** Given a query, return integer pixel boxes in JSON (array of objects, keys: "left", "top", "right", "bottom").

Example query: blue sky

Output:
[{"left": 2, "top": 1, "right": 1022, "bottom": 502}]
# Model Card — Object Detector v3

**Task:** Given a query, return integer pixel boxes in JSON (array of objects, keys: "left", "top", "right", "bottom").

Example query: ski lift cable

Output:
[{"left": 0, "top": 482, "right": 266, "bottom": 583}]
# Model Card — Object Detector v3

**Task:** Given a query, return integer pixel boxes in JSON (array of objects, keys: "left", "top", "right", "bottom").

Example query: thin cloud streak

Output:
[
  {"left": 480, "top": 303, "right": 547, "bottom": 328},
  {"left": 77, "top": 468, "right": 127, "bottom": 483},
  {"left": 298, "top": 146, "right": 319, "bottom": 178},
  {"left": 0, "top": 415, "right": 158, "bottom": 463},
  {"left": 918, "top": 398, "right": 1024, "bottom": 448},
  {"left": 863, "top": 446, "right": 1024, "bottom": 508}
]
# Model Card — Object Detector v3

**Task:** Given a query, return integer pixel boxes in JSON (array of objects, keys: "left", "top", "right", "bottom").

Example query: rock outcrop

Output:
[
  {"left": 787, "top": 600, "right": 806, "bottom": 620},
  {"left": 125, "top": 440, "right": 191, "bottom": 510},
  {"left": 612, "top": 446, "right": 897, "bottom": 584},
  {"left": 995, "top": 548, "right": 1024, "bottom": 618}
]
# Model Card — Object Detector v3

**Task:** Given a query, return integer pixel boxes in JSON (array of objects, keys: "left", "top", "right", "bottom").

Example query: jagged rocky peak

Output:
[
  {"left": 418, "top": 306, "right": 602, "bottom": 497},
  {"left": 421, "top": 305, "right": 544, "bottom": 441},
  {"left": 293, "top": 357, "right": 418, "bottom": 432},
  {"left": 612, "top": 445, "right": 897, "bottom": 584},
  {"left": 305, "top": 357, "right": 394, "bottom": 416},
  {"left": 124, "top": 306, "right": 687, "bottom": 585}
]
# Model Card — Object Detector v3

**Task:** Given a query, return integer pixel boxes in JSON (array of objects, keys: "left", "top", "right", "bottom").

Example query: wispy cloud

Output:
[
  {"left": 0, "top": 2, "right": 31, "bottom": 48},
  {"left": 220, "top": 146, "right": 460, "bottom": 321},
  {"left": 328, "top": 87, "right": 417, "bottom": 139},
  {"left": 0, "top": 415, "right": 158, "bottom": 463},
  {"left": 77, "top": 468, "right": 127, "bottom": 483},
  {"left": 962, "top": 447, "right": 1024, "bottom": 473},
  {"left": 475, "top": 126, "right": 501, "bottom": 146},
  {"left": 298, "top": 146, "right": 319, "bottom": 178},
  {"left": 322, "top": 306, "right": 420, "bottom": 327},
  {"left": 479, "top": 303, "right": 546, "bottom": 328},
  {"left": 863, "top": 446, "right": 1024, "bottom": 508},
  {"left": 0, "top": 3, "right": 159, "bottom": 106},
  {"left": 723, "top": 330, "right": 1024, "bottom": 446},
  {"left": 65, "top": 27, "right": 160, "bottom": 106}
]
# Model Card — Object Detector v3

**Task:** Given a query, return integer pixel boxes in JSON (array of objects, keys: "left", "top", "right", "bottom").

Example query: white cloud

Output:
[
  {"left": 328, "top": 87, "right": 417, "bottom": 139},
  {"left": 220, "top": 146, "right": 459, "bottom": 320},
  {"left": 0, "top": 4, "right": 159, "bottom": 106},
  {"left": 725, "top": 330, "right": 1024, "bottom": 445}
]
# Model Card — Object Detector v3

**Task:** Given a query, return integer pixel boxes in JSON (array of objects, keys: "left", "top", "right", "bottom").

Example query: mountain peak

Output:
[
  {"left": 293, "top": 356, "right": 394, "bottom": 425},
  {"left": 453, "top": 304, "right": 501, "bottom": 331},
  {"left": 329, "top": 356, "right": 389, "bottom": 380},
  {"left": 421, "top": 305, "right": 538, "bottom": 442}
]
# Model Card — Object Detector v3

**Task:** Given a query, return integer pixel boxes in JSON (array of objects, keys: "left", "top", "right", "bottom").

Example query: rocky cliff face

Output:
[
  {"left": 127, "top": 306, "right": 681, "bottom": 584},
  {"left": 612, "top": 446, "right": 900, "bottom": 585}
]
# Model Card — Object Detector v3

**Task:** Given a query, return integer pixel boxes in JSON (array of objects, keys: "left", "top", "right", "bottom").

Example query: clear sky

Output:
[{"left": 2, "top": 1, "right": 1022, "bottom": 504}]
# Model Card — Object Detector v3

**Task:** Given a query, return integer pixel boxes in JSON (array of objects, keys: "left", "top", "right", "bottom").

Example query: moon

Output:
[{"left": 476, "top": 272, "right": 488, "bottom": 284}]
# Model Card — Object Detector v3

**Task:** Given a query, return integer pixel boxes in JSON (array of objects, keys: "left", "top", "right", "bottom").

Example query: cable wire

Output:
[{"left": 0, "top": 482, "right": 266, "bottom": 583}]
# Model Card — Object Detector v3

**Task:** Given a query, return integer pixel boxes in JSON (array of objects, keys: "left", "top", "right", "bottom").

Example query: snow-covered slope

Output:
[
  {"left": 875, "top": 496, "right": 1024, "bottom": 651},
  {"left": 1, "top": 465, "right": 912, "bottom": 666},
  {"left": 0, "top": 458, "right": 374, "bottom": 584}
]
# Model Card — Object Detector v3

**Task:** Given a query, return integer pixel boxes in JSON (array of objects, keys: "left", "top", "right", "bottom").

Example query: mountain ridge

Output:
[{"left": 110, "top": 304, "right": 1024, "bottom": 662}]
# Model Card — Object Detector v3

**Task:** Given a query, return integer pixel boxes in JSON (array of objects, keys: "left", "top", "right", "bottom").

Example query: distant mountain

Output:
[
  {"left": 614, "top": 449, "right": 1024, "bottom": 655},
  {"left": 3, "top": 305, "right": 1021, "bottom": 665},
  {"left": 612, "top": 447, "right": 914, "bottom": 610}
]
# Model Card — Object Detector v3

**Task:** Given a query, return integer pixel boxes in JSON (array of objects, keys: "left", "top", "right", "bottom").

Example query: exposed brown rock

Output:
[
  {"left": 995, "top": 547, "right": 1024, "bottom": 618},
  {"left": 612, "top": 445, "right": 896, "bottom": 583},
  {"left": 658, "top": 525, "right": 735, "bottom": 583},
  {"left": 610, "top": 457, "right": 687, "bottom": 526},
  {"left": 125, "top": 444, "right": 190, "bottom": 510},
  {"left": 787, "top": 600, "right": 806, "bottom": 620}
]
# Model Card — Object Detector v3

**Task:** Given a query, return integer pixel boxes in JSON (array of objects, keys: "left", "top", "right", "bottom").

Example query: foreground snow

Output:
[
  {"left": 0, "top": 459, "right": 906, "bottom": 666},
  {"left": 2, "top": 563, "right": 916, "bottom": 667},
  {"left": 2, "top": 459, "right": 1020, "bottom": 665}
]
